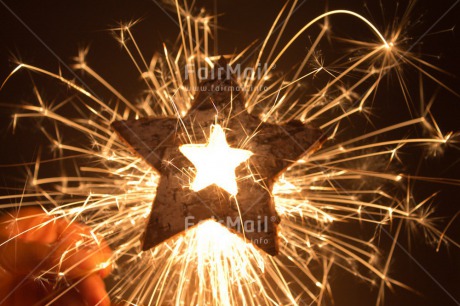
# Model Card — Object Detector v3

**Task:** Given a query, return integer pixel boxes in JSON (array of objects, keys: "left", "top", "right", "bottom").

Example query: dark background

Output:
[{"left": 0, "top": 0, "right": 459, "bottom": 305}]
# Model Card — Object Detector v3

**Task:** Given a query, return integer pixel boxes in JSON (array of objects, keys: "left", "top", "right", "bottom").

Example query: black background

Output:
[{"left": 0, "top": 0, "right": 459, "bottom": 305}]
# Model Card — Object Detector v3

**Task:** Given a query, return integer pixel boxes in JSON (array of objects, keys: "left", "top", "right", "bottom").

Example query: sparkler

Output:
[
  {"left": 0, "top": 0, "right": 458, "bottom": 305},
  {"left": 111, "top": 58, "right": 322, "bottom": 255}
]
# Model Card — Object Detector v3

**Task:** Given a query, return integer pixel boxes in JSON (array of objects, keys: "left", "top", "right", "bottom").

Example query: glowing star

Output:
[
  {"left": 112, "top": 58, "right": 324, "bottom": 255},
  {"left": 179, "top": 124, "right": 253, "bottom": 196}
]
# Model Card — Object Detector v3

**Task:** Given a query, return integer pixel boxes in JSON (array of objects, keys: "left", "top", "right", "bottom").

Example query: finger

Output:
[
  {"left": 53, "top": 221, "right": 112, "bottom": 279},
  {"left": 0, "top": 209, "right": 113, "bottom": 279},
  {"left": 19, "top": 214, "right": 58, "bottom": 244},
  {"left": 54, "top": 247, "right": 111, "bottom": 279},
  {"left": 0, "top": 208, "right": 58, "bottom": 244},
  {"left": 0, "top": 238, "right": 53, "bottom": 275},
  {"left": 75, "top": 273, "right": 110, "bottom": 306}
]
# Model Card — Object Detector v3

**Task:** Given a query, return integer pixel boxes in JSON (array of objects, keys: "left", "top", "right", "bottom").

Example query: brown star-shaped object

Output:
[{"left": 112, "top": 59, "right": 323, "bottom": 255}]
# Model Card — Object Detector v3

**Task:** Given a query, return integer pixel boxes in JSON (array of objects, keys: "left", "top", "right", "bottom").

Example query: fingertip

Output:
[
  {"left": 99, "top": 242, "right": 113, "bottom": 278},
  {"left": 97, "top": 258, "right": 112, "bottom": 279},
  {"left": 78, "top": 236, "right": 112, "bottom": 278}
]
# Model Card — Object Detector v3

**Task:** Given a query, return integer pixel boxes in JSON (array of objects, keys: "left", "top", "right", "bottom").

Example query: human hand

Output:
[{"left": 0, "top": 208, "right": 112, "bottom": 306}]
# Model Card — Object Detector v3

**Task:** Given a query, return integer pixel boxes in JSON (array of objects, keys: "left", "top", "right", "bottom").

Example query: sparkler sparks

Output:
[
  {"left": 0, "top": 0, "right": 459, "bottom": 305},
  {"left": 110, "top": 56, "right": 322, "bottom": 255}
]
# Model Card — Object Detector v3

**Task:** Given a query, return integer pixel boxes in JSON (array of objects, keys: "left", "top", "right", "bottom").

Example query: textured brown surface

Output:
[{"left": 112, "top": 60, "right": 323, "bottom": 255}]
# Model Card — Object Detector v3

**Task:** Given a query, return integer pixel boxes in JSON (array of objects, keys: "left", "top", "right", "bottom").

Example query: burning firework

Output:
[{"left": 0, "top": 0, "right": 459, "bottom": 305}]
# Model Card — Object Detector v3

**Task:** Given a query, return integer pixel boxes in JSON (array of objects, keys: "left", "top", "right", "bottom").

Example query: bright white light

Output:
[{"left": 179, "top": 124, "right": 253, "bottom": 195}]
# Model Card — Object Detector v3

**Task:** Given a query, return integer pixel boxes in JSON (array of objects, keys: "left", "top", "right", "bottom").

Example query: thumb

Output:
[{"left": 0, "top": 238, "right": 53, "bottom": 276}]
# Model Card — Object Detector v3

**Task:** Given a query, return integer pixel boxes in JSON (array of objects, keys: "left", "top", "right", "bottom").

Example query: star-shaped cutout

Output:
[
  {"left": 112, "top": 58, "right": 323, "bottom": 255},
  {"left": 180, "top": 124, "right": 253, "bottom": 196}
]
